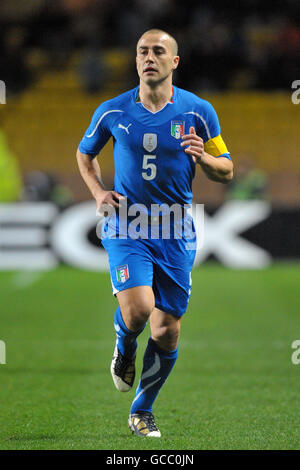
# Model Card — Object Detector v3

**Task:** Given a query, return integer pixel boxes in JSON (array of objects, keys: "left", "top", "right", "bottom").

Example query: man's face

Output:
[{"left": 136, "top": 33, "right": 179, "bottom": 86}]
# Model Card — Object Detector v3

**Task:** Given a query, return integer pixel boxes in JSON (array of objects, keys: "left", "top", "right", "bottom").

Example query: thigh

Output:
[
  {"left": 117, "top": 285, "right": 155, "bottom": 330},
  {"left": 102, "top": 238, "right": 154, "bottom": 295},
  {"left": 151, "top": 238, "right": 195, "bottom": 317}
]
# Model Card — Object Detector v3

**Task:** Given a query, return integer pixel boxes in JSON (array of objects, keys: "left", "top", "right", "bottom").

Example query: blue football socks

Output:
[
  {"left": 114, "top": 306, "right": 146, "bottom": 359},
  {"left": 130, "top": 337, "right": 178, "bottom": 414}
]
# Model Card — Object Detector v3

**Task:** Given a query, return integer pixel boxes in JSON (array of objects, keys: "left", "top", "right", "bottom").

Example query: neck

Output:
[{"left": 138, "top": 79, "right": 173, "bottom": 112}]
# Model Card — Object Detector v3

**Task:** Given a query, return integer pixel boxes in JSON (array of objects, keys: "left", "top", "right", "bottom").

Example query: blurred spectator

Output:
[
  {"left": 0, "top": 128, "right": 22, "bottom": 202},
  {"left": 27, "top": 0, "right": 72, "bottom": 67},
  {"left": 0, "top": 27, "right": 32, "bottom": 96},
  {"left": 77, "top": 47, "right": 108, "bottom": 94},
  {"left": 22, "top": 171, "right": 74, "bottom": 208},
  {"left": 226, "top": 157, "right": 268, "bottom": 200}
]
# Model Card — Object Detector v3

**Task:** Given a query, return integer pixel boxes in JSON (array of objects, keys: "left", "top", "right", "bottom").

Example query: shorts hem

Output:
[
  {"left": 112, "top": 281, "right": 153, "bottom": 296},
  {"left": 154, "top": 302, "right": 186, "bottom": 318}
]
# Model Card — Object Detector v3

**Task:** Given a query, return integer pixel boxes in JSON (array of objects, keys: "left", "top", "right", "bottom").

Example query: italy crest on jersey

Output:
[
  {"left": 171, "top": 121, "right": 185, "bottom": 139},
  {"left": 116, "top": 264, "right": 129, "bottom": 283}
]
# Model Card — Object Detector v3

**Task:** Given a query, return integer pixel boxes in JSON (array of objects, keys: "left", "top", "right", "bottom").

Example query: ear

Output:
[{"left": 172, "top": 55, "right": 180, "bottom": 70}]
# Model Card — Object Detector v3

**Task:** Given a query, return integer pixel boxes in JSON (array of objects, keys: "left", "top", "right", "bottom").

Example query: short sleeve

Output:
[
  {"left": 202, "top": 101, "right": 231, "bottom": 160},
  {"left": 78, "top": 104, "right": 112, "bottom": 157}
]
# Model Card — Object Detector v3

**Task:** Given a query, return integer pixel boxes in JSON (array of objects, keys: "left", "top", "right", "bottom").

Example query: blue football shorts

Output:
[{"left": 101, "top": 235, "right": 196, "bottom": 317}]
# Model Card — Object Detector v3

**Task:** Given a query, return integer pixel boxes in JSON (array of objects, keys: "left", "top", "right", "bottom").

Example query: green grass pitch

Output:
[{"left": 0, "top": 263, "right": 299, "bottom": 450}]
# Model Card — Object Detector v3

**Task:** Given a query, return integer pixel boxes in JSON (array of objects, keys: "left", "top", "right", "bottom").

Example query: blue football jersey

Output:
[{"left": 79, "top": 85, "right": 230, "bottom": 210}]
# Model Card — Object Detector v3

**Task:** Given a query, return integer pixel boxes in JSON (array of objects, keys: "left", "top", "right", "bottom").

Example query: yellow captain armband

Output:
[{"left": 204, "top": 134, "right": 229, "bottom": 157}]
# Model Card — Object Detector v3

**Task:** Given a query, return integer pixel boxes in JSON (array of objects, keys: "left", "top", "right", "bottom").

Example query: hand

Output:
[
  {"left": 96, "top": 190, "right": 125, "bottom": 216},
  {"left": 180, "top": 126, "right": 204, "bottom": 164}
]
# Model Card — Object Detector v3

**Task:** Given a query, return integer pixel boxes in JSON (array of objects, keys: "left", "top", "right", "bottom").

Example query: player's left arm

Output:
[{"left": 181, "top": 126, "right": 233, "bottom": 183}]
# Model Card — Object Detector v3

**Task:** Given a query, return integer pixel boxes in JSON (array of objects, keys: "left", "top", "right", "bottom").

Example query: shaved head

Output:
[
  {"left": 136, "top": 28, "right": 180, "bottom": 88},
  {"left": 137, "top": 29, "right": 178, "bottom": 56}
]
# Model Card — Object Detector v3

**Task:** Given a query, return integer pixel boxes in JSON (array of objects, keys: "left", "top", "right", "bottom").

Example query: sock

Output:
[
  {"left": 114, "top": 306, "right": 145, "bottom": 359},
  {"left": 130, "top": 337, "right": 178, "bottom": 414}
]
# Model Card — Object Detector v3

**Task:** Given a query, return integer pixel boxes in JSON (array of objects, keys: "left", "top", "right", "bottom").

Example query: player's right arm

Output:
[
  {"left": 76, "top": 150, "right": 123, "bottom": 212},
  {"left": 76, "top": 103, "right": 124, "bottom": 212}
]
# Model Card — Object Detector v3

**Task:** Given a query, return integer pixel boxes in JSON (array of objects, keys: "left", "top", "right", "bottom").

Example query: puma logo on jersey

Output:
[{"left": 118, "top": 123, "right": 132, "bottom": 134}]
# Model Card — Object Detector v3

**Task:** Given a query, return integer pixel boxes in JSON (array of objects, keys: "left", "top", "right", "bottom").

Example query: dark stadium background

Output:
[{"left": 0, "top": 0, "right": 300, "bottom": 451}]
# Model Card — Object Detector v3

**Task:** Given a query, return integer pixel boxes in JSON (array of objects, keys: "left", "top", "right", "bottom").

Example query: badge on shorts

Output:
[
  {"left": 116, "top": 264, "right": 129, "bottom": 283},
  {"left": 171, "top": 121, "right": 185, "bottom": 139}
]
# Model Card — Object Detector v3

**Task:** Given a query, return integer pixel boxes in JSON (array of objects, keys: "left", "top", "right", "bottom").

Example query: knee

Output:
[
  {"left": 151, "top": 322, "right": 180, "bottom": 352},
  {"left": 122, "top": 299, "right": 154, "bottom": 330}
]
